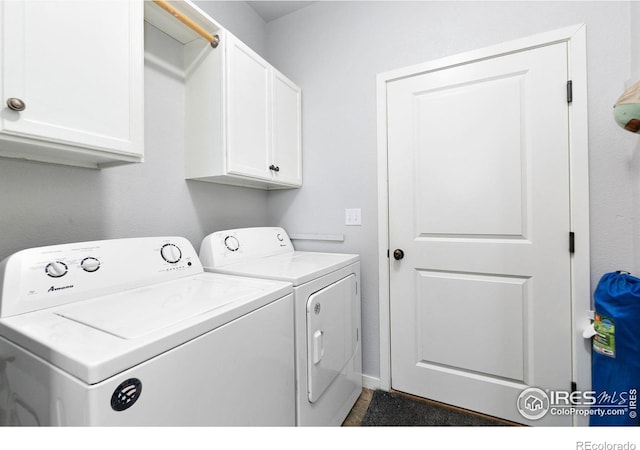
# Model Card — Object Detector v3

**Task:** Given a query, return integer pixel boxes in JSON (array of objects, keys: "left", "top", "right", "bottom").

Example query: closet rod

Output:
[{"left": 153, "top": 0, "right": 220, "bottom": 48}]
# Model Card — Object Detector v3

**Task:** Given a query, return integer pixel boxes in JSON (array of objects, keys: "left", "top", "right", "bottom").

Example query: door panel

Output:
[
  {"left": 388, "top": 42, "right": 571, "bottom": 425},
  {"left": 306, "top": 274, "right": 357, "bottom": 403},
  {"left": 226, "top": 35, "right": 270, "bottom": 179},
  {"left": 272, "top": 70, "right": 302, "bottom": 186},
  {"left": 414, "top": 74, "right": 526, "bottom": 237},
  {"left": 415, "top": 271, "right": 526, "bottom": 382}
]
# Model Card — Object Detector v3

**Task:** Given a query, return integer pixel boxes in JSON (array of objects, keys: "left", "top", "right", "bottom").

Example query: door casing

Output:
[{"left": 376, "top": 24, "right": 590, "bottom": 426}]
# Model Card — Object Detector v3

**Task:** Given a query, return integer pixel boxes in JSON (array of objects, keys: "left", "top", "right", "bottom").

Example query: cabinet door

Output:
[
  {"left": 272, "top": 70, "right": 302, "bottom": 186},
  {"left": 0, "top": 0, "right": 143, "bottom": 161},
  {"left": 226, "top": 34, "right": 271, "bottom": 180}
]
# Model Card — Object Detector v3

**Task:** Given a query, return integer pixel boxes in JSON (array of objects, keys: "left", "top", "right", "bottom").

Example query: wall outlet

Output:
[{"left": 345, "top": 208, "right": 362, "bottom": 226}]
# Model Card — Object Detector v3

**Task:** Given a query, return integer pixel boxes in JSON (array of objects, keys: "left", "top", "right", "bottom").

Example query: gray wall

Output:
[
  {"left": 0, "top": 2, "right": 269, "bottom": 260},
  {"left": 263, "top": 1, "right": 636, "bottom": 381},
  {"left": 195, "top": 1, "right": 268, "bottom": 58},
  {"left": 1, "top": 0, "right": 636, "bottom": 386},
  {"left": 632, "top": 2, "right": 640, "bottom": 81}
]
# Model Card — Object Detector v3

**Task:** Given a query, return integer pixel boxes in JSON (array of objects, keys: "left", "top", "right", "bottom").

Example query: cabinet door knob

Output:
[
  {"left": 6, "top": 98, "right": 26, "bottom": 112},
  {"left": 269, "top": 164, "right": 280, "bottom": 172}
]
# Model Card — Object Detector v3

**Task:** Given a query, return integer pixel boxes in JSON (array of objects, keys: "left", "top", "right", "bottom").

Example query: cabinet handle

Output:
[
  {"left": 6, "top": 98, "right": 26, "bottom": 112},
  {"left": 269, "top": 164, "right": 280, "bottom": 172}
]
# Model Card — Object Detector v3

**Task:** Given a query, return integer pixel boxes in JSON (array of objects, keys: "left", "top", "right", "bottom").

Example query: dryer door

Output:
[{"left": 306, "top": 274, "right": 357, "bottom": 403}]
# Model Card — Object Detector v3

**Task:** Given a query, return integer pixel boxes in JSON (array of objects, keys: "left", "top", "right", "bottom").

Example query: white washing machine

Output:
[
  {"left": 199, "top": 227, "right": 362, "bottom": 426},
  {"left": 0, "top": 236, "right": 295, "bottom": 426}
]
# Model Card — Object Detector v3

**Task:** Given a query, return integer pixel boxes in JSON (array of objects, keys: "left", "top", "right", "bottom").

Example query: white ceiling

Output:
[{"left": 247, "top": 1, "right": 314, "bottom": 22}]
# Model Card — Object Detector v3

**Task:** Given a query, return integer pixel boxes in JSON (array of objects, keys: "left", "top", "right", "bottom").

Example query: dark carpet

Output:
[{"left": 361, "top": 390, "right": 509, "bottom": 426}]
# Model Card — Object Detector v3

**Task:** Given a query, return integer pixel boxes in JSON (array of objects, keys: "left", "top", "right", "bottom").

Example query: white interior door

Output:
[{"left": 387, "top": 42, "right": 572, "bottom": 425}]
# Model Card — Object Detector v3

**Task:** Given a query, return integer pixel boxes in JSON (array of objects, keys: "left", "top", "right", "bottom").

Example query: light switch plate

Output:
[{"left": 345, "top": 208, "right": 362, "bottom": 226}]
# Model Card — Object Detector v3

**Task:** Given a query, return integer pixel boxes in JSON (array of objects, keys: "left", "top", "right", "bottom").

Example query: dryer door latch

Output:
[{"left": 312, "top": 330, "right": 324, "bottom": 365}]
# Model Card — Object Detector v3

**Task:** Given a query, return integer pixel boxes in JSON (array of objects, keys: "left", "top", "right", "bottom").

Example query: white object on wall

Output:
[
  {"left": 0, "top": 0, "right": 144, "bottom": 168},
  {"left": 144, "top": 0, "right": 302, "bottom": 190},
  {"left": 345, "top": 208, "right": 362, "bottom": 226}
]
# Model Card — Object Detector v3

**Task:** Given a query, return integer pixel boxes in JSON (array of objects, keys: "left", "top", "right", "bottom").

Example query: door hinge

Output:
[
  {"left": 567, "top": 80, "right": 573, "bottom": 104},
  {"left": 569, "top": 232, "right": 575, "bottom": 254},
  {"left": 571, "top": 381, "right": 577, "bottom": 393}
]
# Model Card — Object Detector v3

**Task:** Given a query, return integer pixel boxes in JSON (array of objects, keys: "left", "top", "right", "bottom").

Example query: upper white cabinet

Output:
[
  {"left": 225, "top": 34, "right": 272, "bottom": 182},
  {"left": 0, "top": 0, "right": 144, "bottom": 168},
  {"left": 145, "top": 1, "right": 302, "bottom": 190},
  {"left": 186, "top": 32, "right": 302, "bottom": 189},
  {"left": 272, "top": 69, "right": 303, "bottom": 186}
]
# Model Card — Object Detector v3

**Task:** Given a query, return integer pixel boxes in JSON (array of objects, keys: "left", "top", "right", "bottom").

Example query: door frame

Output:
[{"left": 376, "top": 24, "right": 590, "bottom": 425}]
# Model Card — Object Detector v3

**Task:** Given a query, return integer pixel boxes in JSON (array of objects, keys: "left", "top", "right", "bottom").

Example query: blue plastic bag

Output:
[{"left": 590, "top": 271, "right": 640, "bottom": 426}]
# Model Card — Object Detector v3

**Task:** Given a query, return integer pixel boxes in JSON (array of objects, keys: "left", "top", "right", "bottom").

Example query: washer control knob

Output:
[
  {"left": 224, "top": 236, "right": 240, "bottom": 252},
  {"left": 160, "top": 243, "right": 182, "bottom": 264},
  {"left": 45, "top": 261, "right": 68, "bottom": 278},
  {"left": 80, "top": 257, "right": 100, "bottom": 273},
  {"left": 276, "top": 233, "right": 284, "bottom": 242}
]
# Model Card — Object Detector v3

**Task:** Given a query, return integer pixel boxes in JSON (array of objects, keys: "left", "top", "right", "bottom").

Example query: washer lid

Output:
[
  {"left": 0, "top": 273, "right": 292, "bottom": 384},
  {"left": 210, "top": 251, "right": 359, "bottom": 286},
  {"left": 55, "top": 275, "right": 269, "bottom": 339}
]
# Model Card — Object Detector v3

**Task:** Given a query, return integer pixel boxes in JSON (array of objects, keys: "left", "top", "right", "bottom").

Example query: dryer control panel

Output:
[
  {"left": 0, "top": 237, "right": 203, "bottom": 317},
  {"left": 200, "top": 227, "right": 294, "bottom": 269}
]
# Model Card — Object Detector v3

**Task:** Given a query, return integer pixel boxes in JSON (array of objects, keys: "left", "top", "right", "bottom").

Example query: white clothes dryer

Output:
[
  {"left": 200, "top": 227, "right": 362, "bottom": 426},
  {"left": 0, "top": 237, "right": 295, "bottom": 426}
]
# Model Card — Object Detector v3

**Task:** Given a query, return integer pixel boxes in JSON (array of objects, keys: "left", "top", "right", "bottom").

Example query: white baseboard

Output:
[{"left": 362, "top": 374, "right": 382, "bottom": 391}]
